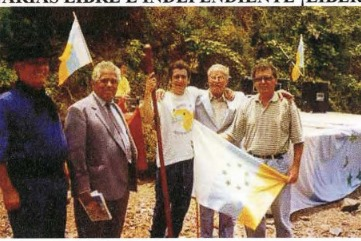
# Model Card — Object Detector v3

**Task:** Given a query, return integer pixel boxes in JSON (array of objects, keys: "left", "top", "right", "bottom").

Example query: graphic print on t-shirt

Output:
[{"left": 172, "top": 105, "right": 194, "bottom": 133}]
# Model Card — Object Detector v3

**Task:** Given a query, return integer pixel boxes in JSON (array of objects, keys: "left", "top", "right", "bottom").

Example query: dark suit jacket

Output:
[{"left": 65, "top": 93, "right": 137, "bottom": 201}]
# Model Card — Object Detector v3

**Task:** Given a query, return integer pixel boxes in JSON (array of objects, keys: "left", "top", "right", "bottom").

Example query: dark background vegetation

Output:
[{"left": 1, "top": 7, "right": 361, "bottom": 119}]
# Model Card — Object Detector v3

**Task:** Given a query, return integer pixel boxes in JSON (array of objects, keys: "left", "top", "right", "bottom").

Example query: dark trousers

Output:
[
  {"left": 8, "top": 177, "right": 67, "bottom": 238},
  {"left": 74, "top": 191, "right": 129, "bottom": 238},
  {"left": 150, "top": 159, "right": 194, "bottom": 238}
]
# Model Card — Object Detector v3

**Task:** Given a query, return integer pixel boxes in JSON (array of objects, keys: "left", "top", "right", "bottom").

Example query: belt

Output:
[{"left": 249, "top": 152, "right": 285, "bottom": 160}]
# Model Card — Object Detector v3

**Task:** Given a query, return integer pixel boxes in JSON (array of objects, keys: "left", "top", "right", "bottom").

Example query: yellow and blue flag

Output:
[
  {"left": 291, "top": 35, "right": 304, "bottom": 81},
  {"left": 192, "top": 121, "right": 288, "bottom": 230},
  {"left": 58, "top": 13, "right": 92, "bottom": 85}
]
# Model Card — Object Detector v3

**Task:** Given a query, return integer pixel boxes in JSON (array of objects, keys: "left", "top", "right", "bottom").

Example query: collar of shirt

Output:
[
  {"left": 92, "top": 92, "right": 115, "bottom": 107},
  {"left": 255, "top": 92, "right": 280, "bottom": 103},
  {"left": 15, "top": 81, "right": 59, "bottom": 121},
  {"left": 209, "top": 91, "right": 227, "bottom": 102}
]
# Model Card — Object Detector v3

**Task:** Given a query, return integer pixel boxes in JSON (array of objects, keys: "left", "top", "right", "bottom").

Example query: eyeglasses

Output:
[
  {"left": 98, "top": 78, "right": 118, "bottom": 85},
  {"left": 209, "top": 75, "right": 226, "bottom": 81},
  {"left": 253, "top": 76, "right": 274, "bottom": 82}
]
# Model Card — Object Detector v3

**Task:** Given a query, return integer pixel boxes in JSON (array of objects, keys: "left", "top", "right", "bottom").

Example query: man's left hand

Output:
[
  {"left": 224, "top": 88, "right": 235, "bottom": 101},
  {"left": 287, "top": 165, "right": 300, "bottom": 184},
  {"left": 277, "top": 90, "right": 294, "bottom": 100}
]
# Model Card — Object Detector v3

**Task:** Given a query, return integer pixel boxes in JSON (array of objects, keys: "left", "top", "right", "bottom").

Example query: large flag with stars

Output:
[
  {"left": 192, "top": 121, "right": 288, "bottom": 230},
  {"left": 58, "top": 12, "right": 92, "bottom": 86}
]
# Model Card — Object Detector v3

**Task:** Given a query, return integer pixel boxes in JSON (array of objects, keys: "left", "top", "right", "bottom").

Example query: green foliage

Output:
[
  {"left": 47, "top": 66, "right": 93, "bottom": 122},
  {"left": 122, "top": 40, "right": 149, "bottom": 99},
  {"left": 329, "top": 75, "right": 361, "bottom": 114},
  {"left": 0, "top": 61, "right": 17, "bottom": 89},
  {"left": 2, "top": 7, "right": 361, "bottom": 164},
  {"left": 1, "top": 7, "right": 361, "bottom": 117},
  {"left": 0, "top": 9, "right": 56, "bottom": 62},
  {"left": 185, "top": 36, "right": 247, "bottom": 89}
]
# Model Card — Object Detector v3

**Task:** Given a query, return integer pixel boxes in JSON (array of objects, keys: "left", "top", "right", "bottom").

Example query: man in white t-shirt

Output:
[{"left": 143, "top": 60, "right": 202, "bottom": 238}]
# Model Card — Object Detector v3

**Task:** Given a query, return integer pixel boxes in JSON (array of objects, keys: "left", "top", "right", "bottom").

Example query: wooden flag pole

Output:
[
  {"left": 142, "top": 44, "right": 174, "bottom": 238},
  {"left": 196, "top": 200, "right": 200, "bottom": 238}
]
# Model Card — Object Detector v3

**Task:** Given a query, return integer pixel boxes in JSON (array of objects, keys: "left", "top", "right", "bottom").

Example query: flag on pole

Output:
[
  {"left": 58, "top": 12, "right": 92, "bottom": 85},
  {"left": 192, "top": 121, "right": 288, "bottom": 230},
  {"left": 291, "top": 35, "right": 304, "bottom": 81}
]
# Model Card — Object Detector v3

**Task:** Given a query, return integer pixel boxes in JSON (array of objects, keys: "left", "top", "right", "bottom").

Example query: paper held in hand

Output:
[{"left": 79, "top": 190, "right": 112, "bottom": 222}]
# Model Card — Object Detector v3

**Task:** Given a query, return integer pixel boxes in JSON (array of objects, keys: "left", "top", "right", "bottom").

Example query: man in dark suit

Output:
[{"left": 65, "top": 61, "right": 137, "bottom": 238}]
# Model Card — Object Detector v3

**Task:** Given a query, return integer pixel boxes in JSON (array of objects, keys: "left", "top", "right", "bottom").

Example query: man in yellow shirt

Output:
[
  {"left": 116, "top": 63, "right": 131, "bottom": 98},
  {"left": 115, "top": 63, "right": 131, "bottom": 113}
]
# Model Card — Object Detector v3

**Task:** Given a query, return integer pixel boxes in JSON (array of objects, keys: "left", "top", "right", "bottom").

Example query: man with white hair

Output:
[
  {"left": 195, "top": 64, "right": 247, "bottom": 238},
  {"left": 65, "top": 61, "right": 138, "bottom": 238}
]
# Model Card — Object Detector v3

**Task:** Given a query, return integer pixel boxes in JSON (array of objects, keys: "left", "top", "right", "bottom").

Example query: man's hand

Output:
[
  {"left": 142, "top": 72, "right": 157, "bottom": 125},
  {"left": 79, "top": 191, "right": 94, "bottom": 205},
  {"left": 221, "top": 133, "right": 234, "bottom": 143},
  {"left": 287, "top": 165, "right": 300, "bottom": 184},
  {"left": 156, "top": 89, "right": 166, "bottom": 101},
  {"left": 79, "top": 191, "right": 105, "bottom": 220},
  {"left": 0, "top": 164, "right": 20, "bottom": 211},
  {"left": 288, "top": 143, "right": 303, "bottom": 184},
  {"left": 277, "top": 89, "right": 294, "bottom": 100},
  {"left": 224, "top": 88, "right": 235, "bottom": 101},
  {"left": 2, "top": 188, "right": 20, "bottom": 211}
]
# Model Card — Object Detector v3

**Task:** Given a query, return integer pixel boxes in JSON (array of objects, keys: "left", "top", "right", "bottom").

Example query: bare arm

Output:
[
  {"left": 0, "top": 163, "right": 20, "bottom": 211},
  {"left": 288, "top": 142, "right": 304, "bottom": 184},
  {"left": 141, "top": 73, "right": 157, "bottom": 125},
  {"left": 0, "top": 101, "right": 19, "bottom": 211}
]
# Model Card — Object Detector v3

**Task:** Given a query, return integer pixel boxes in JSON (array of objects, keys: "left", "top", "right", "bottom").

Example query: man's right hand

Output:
[
  {"left": 145, "top": 72, "right": 157, "bottom": 95},
  {"left": 2, "top": 188, "right": 20, "bottom": 211},
  {"left": 79, "top": 191, "right": 105, "bottom": 219},
  {"left": 79, "top": 191, "right": 94, "bottom": 205},
  {"left": 156, "top": 89, "right": 166, "bottom": 101}
]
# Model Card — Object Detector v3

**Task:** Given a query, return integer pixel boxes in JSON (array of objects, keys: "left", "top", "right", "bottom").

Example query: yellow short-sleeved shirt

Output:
[{"left": 115, "top": 76, "right": 130, "bottom": 97}]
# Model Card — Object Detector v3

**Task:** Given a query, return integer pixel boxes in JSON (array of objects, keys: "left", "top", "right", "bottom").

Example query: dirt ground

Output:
[{"left": 1, "top": 179, "right": 361, "bottom": 238}]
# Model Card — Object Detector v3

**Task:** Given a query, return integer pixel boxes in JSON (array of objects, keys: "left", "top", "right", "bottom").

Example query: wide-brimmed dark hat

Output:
[
  {"left": 5, "top": 42, "right": 56, "bottom": 63},
  {"left": 0, "top": 8, "right": 56, "bottom": 63}
]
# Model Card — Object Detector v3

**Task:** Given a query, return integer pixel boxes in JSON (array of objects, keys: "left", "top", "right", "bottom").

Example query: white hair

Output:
[
  {"left": 207, "top": 64, "right": 229, "bottom": 78},
  {"left": 92, "top": 61, "right": 121, "bottom": 82}
]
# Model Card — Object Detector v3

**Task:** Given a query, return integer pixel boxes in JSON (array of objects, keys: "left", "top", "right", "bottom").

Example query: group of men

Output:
[
  {"left": 143, "top": 60, "right": 303, "bottom": 238},
  {"left": 0, "top": 16, "right": 304, "bottom": 240}
]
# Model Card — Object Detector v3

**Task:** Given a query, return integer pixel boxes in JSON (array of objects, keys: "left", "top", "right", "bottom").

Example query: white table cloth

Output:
[{"left": 291, "top": 112, "right": 361, "bottom": 213}]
